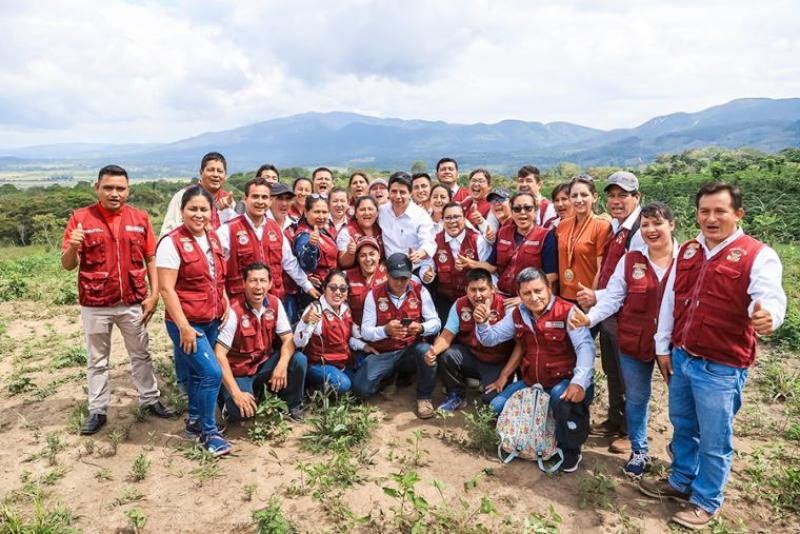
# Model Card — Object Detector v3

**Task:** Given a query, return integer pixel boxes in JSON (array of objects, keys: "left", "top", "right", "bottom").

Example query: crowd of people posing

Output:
[{"left": 61, "top": 152, "right": 787, "bottom": 530}]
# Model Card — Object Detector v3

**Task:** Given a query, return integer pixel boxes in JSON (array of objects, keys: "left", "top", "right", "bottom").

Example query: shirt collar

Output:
[
  {"left": 244, "top": 212, "right": 267, "bottom": 231},
  {"left": 612, "top": 205, "right": 641, "bottom": 233},
  {"left": 243, "top": 297, "right": 266, "bottom": 318},
  {"left": 518, "top": 295, "right": 555, "bottom": 323},
  {"left": 388, "top": 284, "right": 413, "bottom": 300},
  {"left": 95, "top": 202, "right": 123, "bottom": 219},
  {"left": 696, "top": 227, "right": 743, "bottom": 256},
  {"left": 320, "top": 296, "right": 349, "bottom": 317},
  {"left": 642, "top": 238, "right": 680, "bottom": 262},
  {"left": 444, "top": 229, "right": 466, "bottom": 245}
]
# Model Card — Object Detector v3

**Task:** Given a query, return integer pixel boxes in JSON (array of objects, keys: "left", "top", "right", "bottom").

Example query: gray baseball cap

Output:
[
  {"left": 269, "top": 182, "right": 294, "bottom": 197},
  {"left": 605, "top": 171, "right": 639, "bottom": 193},
  {"left": 386, "top": 253, "right": 413, "bottom": 278}
]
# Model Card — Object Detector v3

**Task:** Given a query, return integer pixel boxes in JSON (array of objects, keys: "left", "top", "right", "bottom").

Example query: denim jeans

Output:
[
  {"left": 618, "top": 353, "right": 655, "bottom": 452},
  {"left": 668, "top": 347, "right": 749, "bottom": 514},
  {"left": 282, "top": 293, "right": 299, "bottom": 325},
  {"left": 220, "top": 351, "right": 307, "bottom": 420},
  {"left": 307, "top": 363, "right": 353, "bottom": 395},
  {"left": 351, "top": 342, "right": 435, "bottom": 399},
  {"left": 165, "top": 320, "right": 221, "bottom": 436},
  {"left": 439, "top": 344, "right": 504, "bottom": 404}
]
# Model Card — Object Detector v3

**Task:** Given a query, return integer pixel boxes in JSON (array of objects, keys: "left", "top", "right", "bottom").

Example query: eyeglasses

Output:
[
  {"left": 512, "top": 205, "right": 535, "bottom": 213},
  {"left": 443, "top": 215, "right": 464, "bottom": 221},
  {"left": 327, "top": 284, "right": 349, "bottom": 293},
  {"left": 469, "top": 178, "right": 488, "bottom": 184}
]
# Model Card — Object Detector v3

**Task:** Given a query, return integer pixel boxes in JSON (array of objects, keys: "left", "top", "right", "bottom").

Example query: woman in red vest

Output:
[
  {"left": 293, "top": 194, "right": 338, "bottom": 296},
  {"left": 460, "top": 168, "right": 492, "bottom": 229},
  {"left": 345, "top": 237, "right": 388, "bottom": 325},
  {"left": 347, "top": 172, "right": 370, "bottom": 218},
  {"left": 157, "top": 185, "right": 231, "bottom": 456},
  {"left": 289, "top": 177, "right": 312, "bottom": 222},
  {"left": 337, "top": 195, "right": 383, "bottom": 268},
  {"left": 294, "top": 270, "right": 379, "bottom": 395},
  {"left": 569, "top": 202, "right": 677, "bottom": 478},
  {"left": 429, "top": 183, "right": 452, "bottom": 233}
]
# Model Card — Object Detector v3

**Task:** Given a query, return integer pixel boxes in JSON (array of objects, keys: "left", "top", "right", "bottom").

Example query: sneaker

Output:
[
  {"left": 561, "top": 451, "right": 583, "bottom": 473},
  {"left": 671, "top": 504, "right": 717, "bottom": 530},
  {"left": 183, "top": 418, "right": 201, "bottom": 439},
  {"left": 288, "top": 407, "right": 304, "bottom": 422},
  {"left": 609, "top": 436, "right": 631, "bottom": 454},
  {"left": 437, "top": 392, "right": 467, "bottom": 413},
  {"left": 202, "top": 433, "right": 232, "bottom": 457},
  {"left": 589, "top": 419, "right": 625, "bottom": 437},
  {"left": 623, "top": 451, "right": 651, "bottom": 479},
  {"left": 639, "top": 478, "right": 690, "bottom": 503},
  {"left": 416, "top": 399, "right": 435, "bottom": 419}
]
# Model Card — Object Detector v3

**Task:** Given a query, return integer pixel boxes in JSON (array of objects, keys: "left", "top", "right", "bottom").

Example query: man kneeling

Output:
[
  {"left": 214, "top": 262, "right": 307, "bottom": 421},
  {"left": 476, "top": 267, "right": 594, "bottom": 472}
]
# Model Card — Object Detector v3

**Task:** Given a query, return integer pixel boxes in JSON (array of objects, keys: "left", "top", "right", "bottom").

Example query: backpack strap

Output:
[{"left": 537, "top": 448, "right": 564, "bottom": 474}]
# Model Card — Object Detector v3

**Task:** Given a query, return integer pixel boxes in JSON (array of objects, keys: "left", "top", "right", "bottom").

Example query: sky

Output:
[{"left": 0, "top": 0, "right": 798, "bottom": 148}]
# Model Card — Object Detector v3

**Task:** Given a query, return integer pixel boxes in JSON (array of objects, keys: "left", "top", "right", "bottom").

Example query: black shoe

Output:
[
  {"left": 589, "top": 419, "right": 624, "bottom": 437},
  {"left": 288, "top": 407, "right": 304, "bottom": 422},
  {"left": 81, "top": 413, "right": 107, "bottom": 435},
  {"left": 144, "top": 400, "right": 176, "bottom": 418},
  {"left": 561, "top": 450, "right": 583, "bottom": 473}
]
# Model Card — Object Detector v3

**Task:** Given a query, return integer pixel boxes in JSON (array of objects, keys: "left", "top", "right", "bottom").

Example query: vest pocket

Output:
[
  {"left": 128, "top": 268, "right": 148, "bottom": 301},
  {"left": 82, "top": 239, "right": 105, "bottom": 266},
  {"left": 79, "top": 271, "right": 109, "bottom": 305}
]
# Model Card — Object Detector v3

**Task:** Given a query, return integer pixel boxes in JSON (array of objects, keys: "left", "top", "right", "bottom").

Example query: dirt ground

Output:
[{"left": 0, "top": 301, "right": 797, "bottom": 533}]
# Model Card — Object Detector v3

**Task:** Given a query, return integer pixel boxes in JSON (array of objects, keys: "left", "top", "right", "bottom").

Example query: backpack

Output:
[{"left": 496, "top": 383, "right": 563, "bottom": 473}]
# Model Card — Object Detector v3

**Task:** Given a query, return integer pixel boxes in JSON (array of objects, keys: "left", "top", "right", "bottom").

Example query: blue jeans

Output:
[
  {"left": 439, "top": 344, "right": 504, "bottom": 404},
  {"left": 618, "top": 353, "right": 655, "bottom": 453},
  {"left": 668, "top": 347, "right": 748, "bottom": 514},
  {"left": 165, "top": 320, "right": 221, "bottom": 436},
  {"left": 221, "top": 351, "right": 308, "bottom": 420},
  {"left": 351, "top": 342, "right": 435, "bottom": 399},
  {"left": 307, "top": 364, "right": 353, "bottom": 395},
  {"left": 283, "top": 293, "right": 299, "bottom": 325}
]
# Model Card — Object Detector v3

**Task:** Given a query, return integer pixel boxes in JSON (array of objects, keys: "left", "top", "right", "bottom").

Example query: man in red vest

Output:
[
  {"left": 424, "top": 269, "right": 513, "bottom": 412},
  {"left": 516, "top": 165, "right": 557, "bottom": 228},
  {"left": 62, "top": 165, "right": 174, "bottom": 435},
  {"left": 639, "top": 182, "right": 786, "bottom": 530},
  {"left": 435, "top": 157, "right": 470, "bottom": 202},
  {"left": 578, "top": 170, "right": 644, "bottom": 454},
  {"left": 218, "top": 177, "right": 319, "bottom": 301},
  {"left": 214, "top": 262, "right": 308, "bottom": 422},
  {"left": 358, "top": 253, "right": 442, "bottom": 418}
]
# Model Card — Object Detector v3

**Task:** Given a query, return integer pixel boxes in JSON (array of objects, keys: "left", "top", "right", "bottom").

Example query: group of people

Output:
[{"left": 62, "top": 152, "right": 786, "bottom": 530}]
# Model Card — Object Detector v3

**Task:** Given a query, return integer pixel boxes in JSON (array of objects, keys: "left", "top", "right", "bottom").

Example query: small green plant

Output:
[
  {"left": 249, "top": 388, "right": 291, "bottom": 445},
  {"left": 129, "top": 453, "right": 151, "bottom": 482},
  {"left": 578, "top": 469, "right": 617, "bottom": 509},
  {"left": 43, "top": 432, "right": 65, "bottom": 466},
  {"left": 109, "top": 427, "right": 129, "bottom": 454},
  {"left": 0, "top": 498, "right": 78, "bottom": 533},
  {"left": 95, "top": 468, "right": 113, "bottom": 482},
  {"left": 242, "top": 484, "right": 257, "bottom": 502},
  {"left": 521, "top": 505, "right": 562, "bottom": 534},
  {"left": 7, "top": 375, "right": 35, "bottom": 395},
  {"left": 66, "top": 400, "right": 89, "bottom": 434},
  {"left": 52, "top": 346, "right": 87, "bottom": 369},
  {"left": 295, "top": 448, "right": 367, "bottom": 499},
  {"left": 706, "top": 516, "right": 748, "bottom": 534},
  {"left": 113, "top": 486, "right": 144, "bottom": 507},
  {"left": 125, "top": 507, "right": 148, "bottom": 533},
  {"left": 253, "top": 496, "right": 297, "bottom": 534},
  {"left": 787, "top": 423, "right": 800, "bottom": 441},
  {"left": 463, "top": 402, "right": 499, "bottom": 455},
  {"left": 382, "top": 470, "right": 429, "bottom": 531},
  {"left": 301, "top": 390, "right": 377, "bottom": 453},
  {"left": 40, "top": 466, "right": 69, "bottom": 486}
]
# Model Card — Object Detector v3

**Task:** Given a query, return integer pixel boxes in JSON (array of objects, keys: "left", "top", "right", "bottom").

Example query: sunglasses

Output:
[
  {"left": 327, "top": 284, "right": 349, "bottom": 293},
  {"left": 512, "top": 205, "right": 535, "bottom": 213}
]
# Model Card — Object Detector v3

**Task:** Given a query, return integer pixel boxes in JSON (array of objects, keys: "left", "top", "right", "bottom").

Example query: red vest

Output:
[
  {"left": 226, "top": 296, "right": 279, "bottom": 376},
  {"left": 434, "top": 229, "right": 480, "bottom": 300},
  {"left": 73, "top": 204, "right": 152, "bottom": 307},
  {"left": 345, "top": 263, "right": 388, "bottom": 324},
  {"left": 224, "top": 215, "right": 286, "bottom": 299},
  {"left": 461, "top": 197, "right": 491, "bottom": 218},
  {"left": 452, "top": 186, "right": 470, "bottom": 203},
  {"left": 370, "top": 281, "right": 424, "bottom": 353},
  {"left": 282, "top": 224, "right": 300, "bottom": 295},
  {"left": 496, "top": 224, "right": 549, "bottom": 296},
  {"left": 598, "top": 225, "right": 635, "bottom": 289},
  {"left": 295, "top": 220, "right": 338, "bottom": 281},
  {"left": 513, "top": 298, "right": 576, "bottom": 388},
  {"left": 166, "top": 225, "right": 226, "bottom": 323},
  {"left": 454, "top": 294, "right": 514, "bottom": 364},
  {"left": 671, "top": 235, "right": 764, "bottom": 368},
  {"left": 306, "top": 306, "right": 353, "bottom": 368},
  {"left": 538, "top": 199, "right": 556, "bottom": 229},
  {"left": 617, "top": 251, "right": 672, "bottom": 362},
  {"left": 344, "top": 221, "right": 384, "bottom": 258}
]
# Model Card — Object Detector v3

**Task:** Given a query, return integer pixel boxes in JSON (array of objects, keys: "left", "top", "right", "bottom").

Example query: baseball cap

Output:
[
  {"left": 269, "top": 182, "right": 294, "bottom": 197},
  {"left": 369, "top": 178, "right": 388, "bottom": 190},
  {"left": 487, "top": 188, "right": 511, "bottom": 202},
  {"left": 604, "top": 171, "right": 639, "bottom": 193},
  {"left": 386, "top": 252, "right": 413, "bottom": 278},
  {"left": 354, "top": 236, "right": 380, "bottom": 254}
]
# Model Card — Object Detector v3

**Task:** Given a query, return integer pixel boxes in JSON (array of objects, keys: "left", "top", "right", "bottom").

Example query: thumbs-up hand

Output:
[
  {"left": 568, "top": 307, "right": 591, "bottom": 330},
  {"left": 576, "top": 282, "right": 596, "bottom": 311},
  {"left": 751, "top": 300, "right": 774, "bottom": 336},
  {"left": 469, "top": 208, "right": 485, "bottom": 226},
  {"left": 472, "top": 301, "right": 490, "bottom": 324},
  {"left": 484, "top": 226, "right": 497, "bottom": 243},
  {"left": 408, "top": 247, "right": 424, "bottom": 264},
  {"left": 347, "top": 238, "right": 357, "bottom": 256},
  {"left": 422, "top": 266, "right": 435, "bottom": 284},
  {"left": 308, "top": 226, "right": 320, "bottom": 247},
  {"left": 69, "top": 222, "right": 85, "bottom": 248},
  {"left": 455, "top": 254, "right": 472, "bottom": 271}
]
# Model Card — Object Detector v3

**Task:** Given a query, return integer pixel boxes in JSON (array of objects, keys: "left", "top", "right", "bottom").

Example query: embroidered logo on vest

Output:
[
  {"left": 726, "top": 248, "right": 744, "bottom": 262},
  {"left": 460, "top": 307, "right": 473, "bottom": 321},
  {"left": 632, "top": 263, "right": 647, "bottom": 280},
  {"left": 683, "top": 243, "right": 700, "bottom": 259}
]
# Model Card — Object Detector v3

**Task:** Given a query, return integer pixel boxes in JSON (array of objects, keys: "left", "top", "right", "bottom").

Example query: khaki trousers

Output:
[{"left": 80, "top": 304, "right": 160, "bottom": 414}]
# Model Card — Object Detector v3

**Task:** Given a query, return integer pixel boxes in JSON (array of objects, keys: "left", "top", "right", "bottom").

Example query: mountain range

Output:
[{"left": 3, "top": 97, "right": 799, "bottom": 172}]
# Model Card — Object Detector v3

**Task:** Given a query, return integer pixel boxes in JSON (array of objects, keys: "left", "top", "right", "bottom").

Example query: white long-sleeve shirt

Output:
[
  {"left": 587, "top": 242, "right": 678, "bottom": 327},
  {"left": 360, "top": 284, "right": 441, "bottom": 342},
  {"left": 217, "top": 213, "right": 313, "bottom": 293},
  {"left": 654, "top": 228, "right": 787, "bottom": 356},
  {"left": 293, "top": 297, "right": 366, "bottom": 351},
  {"left": 378, "top": 201, "right": 436, "bottom": 268},
  {"left": 475, "top": 298, "right": 594, "bottom": 390}
]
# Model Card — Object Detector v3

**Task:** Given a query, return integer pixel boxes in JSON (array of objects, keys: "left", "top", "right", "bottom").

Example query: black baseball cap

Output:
[
  {"left": 487, "top": 188, "right": 511, "bottom": 202},
  {"left": 386, "top": 252, "right": 413, "bottom": 278},
  {"left": 269, "top": 182, "right": 294, "bottom": 197}
]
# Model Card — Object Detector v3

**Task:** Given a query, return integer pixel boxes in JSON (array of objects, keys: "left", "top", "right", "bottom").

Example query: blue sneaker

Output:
[
  {"left": 183, "top": 418, "right": 201, "bottom": 439},
  {"left": 623, "top": 450, "right": 650, "bottom": 479},
  {"left": 437, "top": 392, "right": 467, "bottom": 413},
  {"left": 202, "top": 433, "right": 232, "bottom": 457}
]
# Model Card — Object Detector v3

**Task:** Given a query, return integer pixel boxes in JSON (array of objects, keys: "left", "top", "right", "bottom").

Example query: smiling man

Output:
[
  {"left": 436, "top": 157, "right": 470, "bottom": 202},
  {"left": 312, "top": 166, "right": 334, "bottom": 197},
  {"left": 640, "top": 182, "right": 786, "bottom": 530}
]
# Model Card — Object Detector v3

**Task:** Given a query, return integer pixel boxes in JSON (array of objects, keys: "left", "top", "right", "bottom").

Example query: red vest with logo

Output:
[
  {"left": 496, "top": 224, "right": 549, "bottom": 296},
  {"left": 513, "top": 298, "right": 576, "bottom": 388},
  {"left": 282, "top": 224, "right": 300, "bottom": 295},
  {"left": 455, "top": 294, "right": 513, "bottom": 364},
  {"left": 306, "top": 305, "right": 353, "bottom": 368},
  {"left": 434, "top": 229, "right": 480, "bottom": 300},
  {"left": 370, "top": 281, "right": 424, "bottom": 353},
  {"left": 295, "top": 220, "right": 338, "bottom": 281},
  {"left": 617, "top": 251, "right": 673, "bottom": 362},
  {"left": 166, "top": 225, "right": 226, "bottom": 323},
  {"left": 597, "top": 225, "right": 635, "bottom": 289},
  {"left": 460, "top": 197, "right": 491, "bottom": 218},
  {"left": 452, "top": 186, "right": 470, "bottom": 203},
  {"left": 344, "top": 221, "right": 384, "bottom": 258},
  {"left": 345, "top": 263, "right": 388, "bottom": 324},
  {"left": 671, "top": 235, "right": 764, "bottom": 368},
  {"left": 226, "top": 296, "right": 279, "bottom": 377},
  {"left": 73, "top": 204, "right": 152, "bottom": 307},
  {"left": 538, "top": 199, "right": 556, "bottom": 229},
  {"left": 224, "top": 215, "right": 286, "bottom": 299}
]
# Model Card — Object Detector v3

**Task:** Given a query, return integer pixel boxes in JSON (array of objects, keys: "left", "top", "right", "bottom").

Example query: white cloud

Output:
[{"left": 0, "top": 0, "right": 797, "bottom": 147}]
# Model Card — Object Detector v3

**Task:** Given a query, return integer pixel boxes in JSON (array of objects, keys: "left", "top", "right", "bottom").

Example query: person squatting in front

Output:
[
  {"left": 213, "top": 262, "right": 307, "bottom": 424},
  {"left": 476, "top": 267, "right": 595, "bottom": 473}
]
